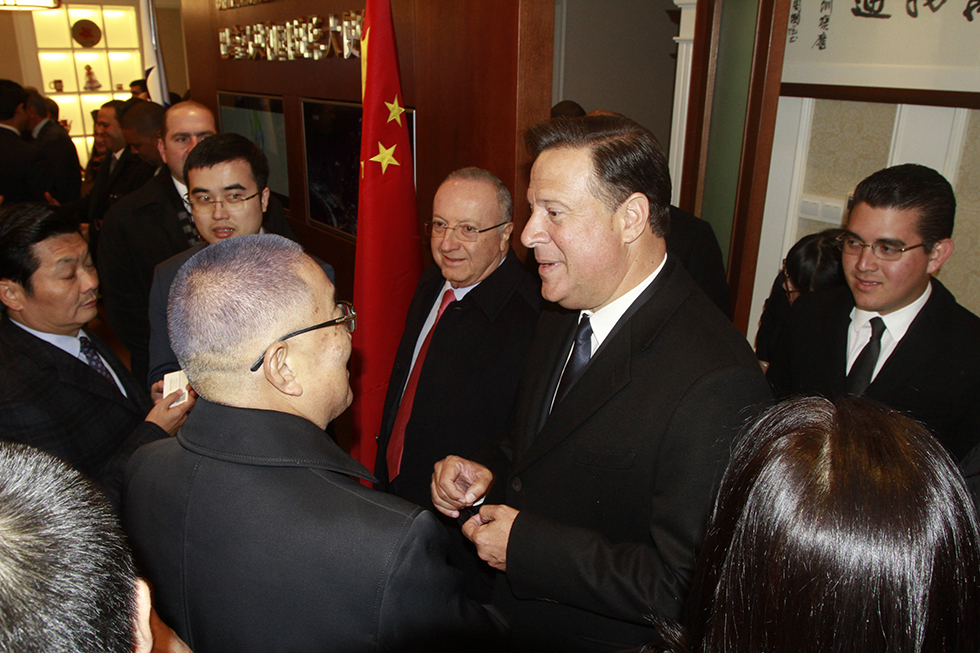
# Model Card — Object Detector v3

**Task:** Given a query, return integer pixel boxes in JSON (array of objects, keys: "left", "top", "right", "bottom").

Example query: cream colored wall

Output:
[
  {"left": 803, "top": 100, "right": 894, "bottom": 201},
  {"left": 799, "top": 100, "right": 980, "bottom": 318},
  {"left": 944, "top": 110, "right": 980, "bottom": 317},
  {"left": 0, "top": 13, "right": 24, "bottom": 83}
]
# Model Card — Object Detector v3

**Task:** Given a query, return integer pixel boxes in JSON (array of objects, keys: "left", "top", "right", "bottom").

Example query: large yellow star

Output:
[
  {"left": 385, "top": 95, "right": 405, "bottom": 126},
  {"left": 369, "top": 141, "right": 400, "bottom": 174}
]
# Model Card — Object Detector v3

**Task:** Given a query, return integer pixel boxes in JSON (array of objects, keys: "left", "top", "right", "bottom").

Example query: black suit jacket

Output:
[
  {"left": 766, "top": 279, "right": 980, "bottom": 461},
  {"left": 98, "top": 174, "right": 196, "bottom": 384},
  {"left": 34, "top": 119, "right": 81, "bottom": 202},
  {"left": 0, "top": 126, "right": 51, "bottom": 204},
  {"left": 374, "top": 251, "right": 541, "bottom": 508},
  {"left": 0, "top": 315, "right": 164, "bottom": 508},
  {"left": 482, "top": 257, "right": 771, "bottom": 652},
  {"left": 666, "top": 205, "right": 730, "bottom": 318},
  {"left": 124, "top": 399, "right": 500, "bottom": 653}
]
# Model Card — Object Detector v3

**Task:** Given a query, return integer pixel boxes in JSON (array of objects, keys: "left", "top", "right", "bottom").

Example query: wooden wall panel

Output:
[{"left": 181, "top": 0, "right": 552, "bottom": 287}]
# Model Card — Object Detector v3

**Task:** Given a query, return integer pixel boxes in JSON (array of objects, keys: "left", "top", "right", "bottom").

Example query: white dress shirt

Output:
[{"left": 846, "top": 282, "right": 932, "bottom": 382}]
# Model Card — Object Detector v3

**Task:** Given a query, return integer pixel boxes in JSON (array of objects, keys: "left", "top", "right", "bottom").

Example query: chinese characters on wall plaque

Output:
[{"left": 218, "top": 11, "right": 362, "bottom": 61}]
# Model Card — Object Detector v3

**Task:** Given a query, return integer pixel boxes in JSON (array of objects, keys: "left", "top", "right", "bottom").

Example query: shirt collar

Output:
[
  {"left": 31, "top": 118, "right": 50, "bottom": 139},
  {"left": 171, "top": 175, "right": 190, "bottom": 208},
  {"left": 585, "top": 253, "right": 668, "bottom": 347},
  {"left": 0, "top": 123, "right": 21, "bottom": 136},
  {"left": 9, "top": 318, "right": 87, "bottom": 359},
  {"left": 850, "top": 281, "right": 932, "bottom": 342}
]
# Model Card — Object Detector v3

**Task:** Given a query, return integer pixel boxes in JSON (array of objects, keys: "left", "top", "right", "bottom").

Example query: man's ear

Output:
[
  {"left": 263, "top": 341, "right": 303, "bottom": 397},
  {"left": 926, "top": 238, "right": 954, "bottom": 275},
  {"left": 0, "top": 279, "right": 25, "bottom": 312},
  {"left": 620, "top": 192, "right": 650, "bottom": 244},
  {"left": 499, "top": 221, "right": 514, "bottom": 252},
  {"left": 260, "top": 187, "right": 271, "bottom": 214},
  {"left": 133, "top": 578, "right": 154, "bottom": 653},
  {"left": 157, "top": 138, "right": 167, "bottom": 166}
]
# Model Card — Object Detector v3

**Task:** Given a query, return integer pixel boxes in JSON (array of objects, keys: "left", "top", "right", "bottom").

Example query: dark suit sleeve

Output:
[
  {"left": 765, "top": 301, "right": 799, "bottom": 398},
  {"left": 147, "top": 265, "right": 180, "bottom": 386},
  {"left": 379, "top": 508, "right": 503, "bottom": 651},
  {"left": 99, "top": 208, "right": 151, "bottom": 385},
  {"left": 505, "top": 365, "right": 770, "bottom": 624}
]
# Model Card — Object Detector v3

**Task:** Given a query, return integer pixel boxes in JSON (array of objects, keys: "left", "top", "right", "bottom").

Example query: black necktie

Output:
[
  {"left": 846, "top": 317, "right": 886, "bottom": 396},
  {"left": 554, "top": 314, "right": 592, "bottom": 406}
]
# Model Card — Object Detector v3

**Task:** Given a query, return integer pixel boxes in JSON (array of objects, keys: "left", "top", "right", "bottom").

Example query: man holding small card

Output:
[{"left": 0, "top": 203, "right": 194, "bottom": 510}]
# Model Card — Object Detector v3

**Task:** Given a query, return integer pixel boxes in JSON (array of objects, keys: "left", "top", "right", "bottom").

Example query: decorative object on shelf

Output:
[
  {"left": 48, "top": 79, "right": 64, "bottom": 92},
  {"left": 83, "top": 64, "right": 102, "bottom": 90},
  {"left": 71, "top": 18, "right": 102, "bottom": 47},
  {"left": 0, "top": 0, "right": 61, "bottom": 11},
  {"left": 219, "top": 11, "right": 362, "bottom": 61}
]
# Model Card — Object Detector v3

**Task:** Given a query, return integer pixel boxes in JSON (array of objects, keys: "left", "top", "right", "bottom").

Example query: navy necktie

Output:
[
  {"left": 79, "top": 335, "right": 116, "bottom": 386},
  {"left": 554, "top": 314, "right": 592, "bottom": 406},
  {"left": 846, "top": 317, "right": 886, "bottom": 396}
]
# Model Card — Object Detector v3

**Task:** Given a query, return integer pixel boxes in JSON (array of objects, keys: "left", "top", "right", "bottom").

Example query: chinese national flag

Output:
[{"left": 351, "top": 0, "right": 423, "bottom": 475}]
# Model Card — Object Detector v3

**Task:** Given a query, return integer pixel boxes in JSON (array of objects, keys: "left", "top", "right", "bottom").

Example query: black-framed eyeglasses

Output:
[
  {"left": 424, "top": 219, "right": 509, "bottom": 242},
  {"left": 184, "top": 191, "right": 261, "bottom": 214},
  {"left": 836, "top": 235, "right": 930, "bottom": 262},
  {"left": 249, "top": 301, "right": 356, "bottom": 372}
]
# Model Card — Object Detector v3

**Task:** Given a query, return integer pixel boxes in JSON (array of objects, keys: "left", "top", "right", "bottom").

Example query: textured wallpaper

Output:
[
  {"left": 942, "top": 110, "right": 980, "bottom": 317},
  {"left": 803, "top": 100, "right": 896, "bottom": 201}
]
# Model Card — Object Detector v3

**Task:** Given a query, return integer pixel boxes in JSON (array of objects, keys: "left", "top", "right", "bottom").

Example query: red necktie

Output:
[{"left": 387, "top": 288, "right": 456, "bottom": 480}]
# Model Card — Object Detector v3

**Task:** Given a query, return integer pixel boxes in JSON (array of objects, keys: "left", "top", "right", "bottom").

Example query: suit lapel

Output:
[
  {"left": 867, "top": 281, "right": 942, "bottom": 398},
  {"left": 515, "top": 258, "right": 680, "bottom": 473}
]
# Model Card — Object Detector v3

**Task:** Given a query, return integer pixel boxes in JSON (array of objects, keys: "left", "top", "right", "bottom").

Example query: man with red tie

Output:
[{"left": 374, "top": 167, "right": 540, "bottom": 598}]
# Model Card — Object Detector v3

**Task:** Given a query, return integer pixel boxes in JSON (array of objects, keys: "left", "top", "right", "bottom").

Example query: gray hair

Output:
[
  {"left": 0, "top": 442, "right": 138, "bottom": 652},
  {"left": 168, "top": 235, "right": 313, "bottom": 397},
  {"left": 444, "top": 167, "right": 513, "bottom": 222}
]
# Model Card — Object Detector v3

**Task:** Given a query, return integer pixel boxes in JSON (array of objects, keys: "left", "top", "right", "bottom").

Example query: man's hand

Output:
[
  {"left": 462, "top": 504, "right": 519, "bottom": 572},
  {"left": 145, "top": 387, "right": 196, "bottom": 436},
  {"left": 150, "top": 379, "right": 165, "bottom": 403},
  {"left": 431, "top": 455, "right": 494, "bottom": 518}
]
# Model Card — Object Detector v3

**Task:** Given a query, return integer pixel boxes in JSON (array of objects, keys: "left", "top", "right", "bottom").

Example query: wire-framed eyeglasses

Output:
[
  {"left": 424, "top": 219, "right": 509, "bottom": 242},
  {"left": 185, "top": 191, "right": 261, "bottom": 215},
  {"left": 836, "top": 235, "right": 930, "bottom": 261},
  {"left": 249, "top": 301, "right": 356, "bottom": 372}
]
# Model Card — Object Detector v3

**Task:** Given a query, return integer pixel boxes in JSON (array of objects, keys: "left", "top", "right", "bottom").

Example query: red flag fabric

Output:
[{"left": 351, "top": 0, "right": 423, "bottom": 475}]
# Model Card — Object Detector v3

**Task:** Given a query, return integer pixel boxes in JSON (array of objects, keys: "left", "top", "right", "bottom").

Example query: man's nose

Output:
[
  {"left": 521, "top": 210, "right": 547, "bottom": 248},
  {"left": 439, "top": 228, "right": 461, "bottom": 250},
  {"left": 855, "top": 245, "right": 878, "bottom": 270}
]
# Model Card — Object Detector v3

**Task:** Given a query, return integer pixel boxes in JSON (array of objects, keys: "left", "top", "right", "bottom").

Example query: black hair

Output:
[
  {"left": 852, "top": 163, "right": 955, "bottom": 250},
  {"left": 0, "top": 79, "right": 27, "bottom": 121},
  {"left": 183, "top": 132, "right": 270, "bottom": 191},
  {"left": 525, "top": 115, "right": 672, "bottom": 236},
  {"left": 784, "top": 228, "right": 845, "bottom": 294},
  {"left": 0, "top": 203, "right": 80, "bottom": 296}
]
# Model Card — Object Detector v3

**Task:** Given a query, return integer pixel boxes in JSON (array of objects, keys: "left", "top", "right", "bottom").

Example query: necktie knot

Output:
[
  {"left": 554, "top": 314, "right": 593, "bottom": 407},
  {"left": 79, "top": 335, "right": 115, "bottom": 385},
  {"left": 846, "top": 317, "right": 887, "bottom": 396},
  {"left": 869, "top": 316, "right": 886, "bottom": 341}
]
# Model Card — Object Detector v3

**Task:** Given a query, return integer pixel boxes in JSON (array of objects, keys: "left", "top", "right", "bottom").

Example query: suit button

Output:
[{"left": 511, "top": 477, "right": 522, "bottom": 492}]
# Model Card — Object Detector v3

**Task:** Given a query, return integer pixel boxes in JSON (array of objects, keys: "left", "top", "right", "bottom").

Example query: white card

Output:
[{"left": 163, "top": 370, "right": 190, "bottom": 407}]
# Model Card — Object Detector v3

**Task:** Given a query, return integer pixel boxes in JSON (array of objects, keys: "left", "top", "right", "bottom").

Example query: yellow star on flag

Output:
[
  {"left": 385, "top": 95, "right": 405, "bottom": 126},
  {"left": 370, "top": 141, "right": 400, "bottom": 174}
]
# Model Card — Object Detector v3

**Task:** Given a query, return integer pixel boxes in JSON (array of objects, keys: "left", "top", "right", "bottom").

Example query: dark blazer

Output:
[
  {"left": 0, "top": 126, "right": 51, "bottom": 204},
  {"left": 98, "top": 174, "right": 196, "bottom": 385},
  {"left": 72, "top": 148, "right": 156, "bottom": 262},
  {"left": 0, "top": 315, "right": 164, "bottom": 508},
  {"left": 123, "top": 399, "right": 500, "bottom": 653},
  {"left": 666, "top": 205, "right": 730, "bottom": 318},
  {"left": 482, "top": 257, "right": 771, "bottom": 652},
  {"left": 34, "top": 119, "right": 81, "bottom": 202},
  {"left": 146, "top": 233, "right": 332, "bottom": 387},
  {"left": 766, "top": 279, "right": 980, "bottom": 461},
  {"left": 374, "top": 251, "right": 541, "bottom": 508}
]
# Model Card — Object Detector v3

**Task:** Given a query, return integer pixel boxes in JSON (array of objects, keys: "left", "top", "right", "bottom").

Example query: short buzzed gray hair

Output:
[
  {"left": 168, "top": 235, "right": 313, "bottom": 397},
  {"left": 443, "top": 167, "right": 513, "bottom": 222},
  {"left": 0, "top": 442, "right": 139, "bottom": 652}
]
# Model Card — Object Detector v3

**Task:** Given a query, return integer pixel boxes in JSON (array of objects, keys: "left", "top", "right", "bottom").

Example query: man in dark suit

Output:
[
  {"left": 144, "top": 132, "right": 310, "bottom": 387},
  {"left": 71, "top": 100, "right": 156, "bottom": 259},
  {"left": 374, "top": 168, "right": 540, "bottom": 599},
  {"left": 0, "top": 80, "right": 51, "bottom": 205},
  {"left": 124, "top": 234, "right": 501, "bottom": 652},
  {"left": 432, "top": 116, "right": 771, "bottom": 651},
  {"left": 24, "top": 88, "right": 81, "bottom": 203},
  {"left": 0, "top": 203, "right": 193, "bottom": 509},
  {"left": 767, "top": 164, "right": 980, "bottom": 463},
  {"left": 99, "top": 102, "right": 216, "bottom": 385}
]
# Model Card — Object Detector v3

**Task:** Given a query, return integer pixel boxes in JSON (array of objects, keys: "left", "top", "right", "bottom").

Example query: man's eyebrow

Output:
[
  {"left": 222, "top": 183, "right": 248, "bottom": 191},
  {"left": 189, "top": 186, "right": 211, "bottom": 194}
]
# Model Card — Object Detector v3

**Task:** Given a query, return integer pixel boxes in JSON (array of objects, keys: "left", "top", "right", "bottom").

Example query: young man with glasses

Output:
[
  {"left": 145, "top": 133, "right": 332, "bottom": 387},
  {"left": 767, "top": 163, "right": 980, "bottom": 466},
  {"left": 124, "top": 235, "right": 501, "bottom": 652}
]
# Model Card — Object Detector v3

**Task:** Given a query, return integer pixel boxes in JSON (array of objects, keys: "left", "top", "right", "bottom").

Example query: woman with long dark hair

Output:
[{"left": 656, "top": 397, "right": 980, "bottom": 653}]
